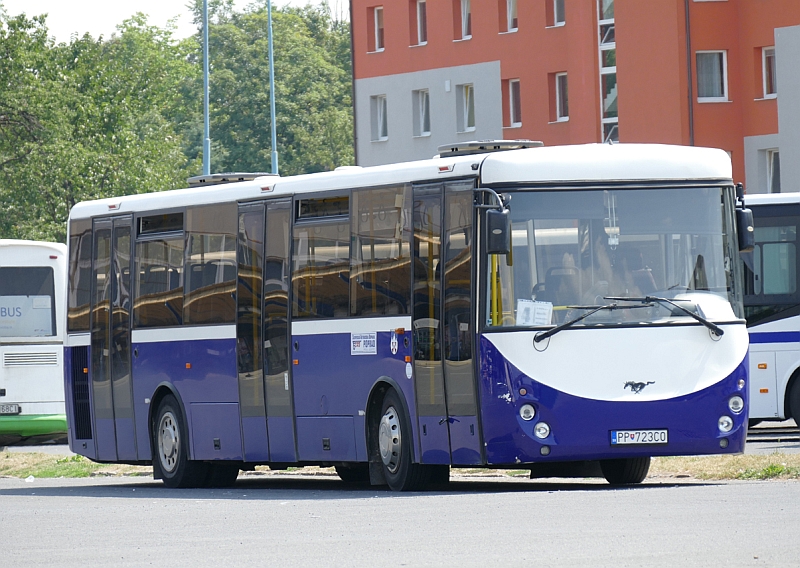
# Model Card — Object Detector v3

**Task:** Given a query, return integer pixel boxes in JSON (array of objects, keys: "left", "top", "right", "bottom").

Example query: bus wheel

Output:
[
  {"left": 599, "top": 457, "right": 651, "bottom": 485},
  {"left": 334, "top": 464, "right": 370, "bottom": 484},
  {"left": 378, "top": 389, "right": 428, "bottom": 491},
  {"left": 789, "top": 380, "right": 800, "bottom": 426},
  {"left": 153, "top": 395, "right": 208, "bottom": 488}
]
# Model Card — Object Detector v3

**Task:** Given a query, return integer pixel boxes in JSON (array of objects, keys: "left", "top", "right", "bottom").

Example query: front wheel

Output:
[
  {"left": 153, "top": 395, "right": 209, "bottom": 488},
  {"left": 600, "top": 457, "right": 651, "bottom": 485},
  {"left": 378, "top": 389, "right": 429, "bottom": 491}
]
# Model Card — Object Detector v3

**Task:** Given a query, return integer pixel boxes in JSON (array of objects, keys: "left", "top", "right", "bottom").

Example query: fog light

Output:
[
  {"left": 540, "top": 446, "right": 550, "bottom": 456},
  {"left": 737, "top": 379, "right": 745, "bottom": 390},
  {"left": 728, "top": 395, "right": 744, "bottom": 414},
  {"left": 519, "top": 404, "right": 535, "bottom": 421},
  {"left": 720, "top": 438, "right": 729, "bottom": 448},
  {"left": 718, "top": 415, "right": 734, "bottom": 433},
  {"left": 534, "top": 422, "right": 551, "bottom": 439}
]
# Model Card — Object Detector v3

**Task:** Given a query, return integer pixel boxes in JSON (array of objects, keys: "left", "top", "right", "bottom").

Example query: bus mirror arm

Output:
[{"left": 734, "top": 182, "right": 755, "bottom": 253}]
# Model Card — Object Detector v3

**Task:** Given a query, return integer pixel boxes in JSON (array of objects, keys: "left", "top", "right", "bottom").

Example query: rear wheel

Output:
[
  {"left": 600, "top": 457, "right": 651, "bottom": 485},
  {"left": 789, "top": 380, "right": 800, "bottom": 426},
  {"left": 153, "top": 395, "right": 208, "bottom": 488},
  {"left": 378, "top": 389, "right": 429, "bottom": 491}
]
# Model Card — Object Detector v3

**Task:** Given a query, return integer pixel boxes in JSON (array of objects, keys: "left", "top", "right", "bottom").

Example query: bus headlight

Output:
[
  {"left": 718, "top": 416, "right": 734, "bottom": 433},
  {"left": 728, "top": 396, "right": 744, "bottom": 414},
  {"left": 519, "top": 404, "right": 536, "bottom": 421},
  {"left": 534, "top": 422, "right": 551, "bottom": 439}
]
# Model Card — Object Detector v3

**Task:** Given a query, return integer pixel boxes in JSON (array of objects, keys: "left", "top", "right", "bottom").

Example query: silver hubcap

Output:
[
  {"left": 158, "top": 410, "right": 179, "bottom": 473},
  {"left": 379, "top": 405, "right": 401, "bottom": 473}
]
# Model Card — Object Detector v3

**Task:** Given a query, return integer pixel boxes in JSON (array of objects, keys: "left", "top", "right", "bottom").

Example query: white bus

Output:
[
  {"left": 742, "top": 193, "right": 800, "bottom": 424},
  {"left": 0, "top": 240, "right": 67, "bottom": 444}
]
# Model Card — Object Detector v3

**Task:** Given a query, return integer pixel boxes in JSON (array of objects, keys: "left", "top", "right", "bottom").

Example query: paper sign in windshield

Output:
[
  {"left": 516, "top": 299, "right": 553, "bottom": 327},
  {"left": 351, "top": 332, "right": 377, "bottom": 355}
]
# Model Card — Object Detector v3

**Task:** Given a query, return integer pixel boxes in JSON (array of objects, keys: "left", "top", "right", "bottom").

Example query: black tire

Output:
[
  {"left": 428, "top": 465, "right": 450, "bottom": 486},
  {"left": 335, "top": 464, "right": 370, "bottom": 484},
  {"left": 600, "top": 457, "right": 651, "bottom": 485},
  {"left": 789, "top": 380, "right": 800, "bottom": 425},
  {"left": 378, "top": 389, "right": 429, "bottom": 491},
  {"left": 152, "top": 395, "right": 209, "bottom": 488},
  {"left": 205, "top": 463, "right": 240, "bottom": 488}
]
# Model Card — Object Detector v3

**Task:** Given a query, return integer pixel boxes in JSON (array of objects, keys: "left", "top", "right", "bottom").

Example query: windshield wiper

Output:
[
  {"left": 604, "top": 296, "right": 724, "bottom": 337},
  {"left": 533, "top": 303, "right": 651, "bottom": 343}
]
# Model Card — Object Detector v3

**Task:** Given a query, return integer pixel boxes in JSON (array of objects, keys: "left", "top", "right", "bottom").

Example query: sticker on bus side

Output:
[{"left": 351, "top": 332, "right": 377, "bottom": 355}]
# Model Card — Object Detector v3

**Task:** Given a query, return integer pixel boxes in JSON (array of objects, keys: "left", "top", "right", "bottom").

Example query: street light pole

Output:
[
  {"left": 203, "top": 0, "right": 211, "bottom": 176},
  {"left": 267, "top": 0, "right": 279, "bottom": 175}
]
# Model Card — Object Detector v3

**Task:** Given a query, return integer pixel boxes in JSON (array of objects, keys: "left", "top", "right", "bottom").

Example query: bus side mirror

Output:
[
  {"left": 736, "top": 208, "right": 755, "bottom": 253},
  {"left": 486, "top": 209, "right": 511, "bottom": 255}
]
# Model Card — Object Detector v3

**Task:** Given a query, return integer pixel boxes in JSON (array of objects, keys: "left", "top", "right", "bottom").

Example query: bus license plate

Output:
[
  {"left": 0, "top": 404, "right": 21, "bottom": 415},
  {"left": 611, "top": 429, "right": 668, "bottom": 445}
]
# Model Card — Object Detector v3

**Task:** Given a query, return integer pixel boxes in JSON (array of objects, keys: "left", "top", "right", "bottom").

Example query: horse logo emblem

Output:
[
  {"left": 390, "top": 332, "right": 399, "bottom": 355},
  {"left": 624, "top": 381, "right": 654, "bottom": 394}
]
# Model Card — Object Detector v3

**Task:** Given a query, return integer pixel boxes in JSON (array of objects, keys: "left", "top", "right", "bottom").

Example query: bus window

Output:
[
  {"left": 68, "top": 218, "right": 92, "bottom": 332},
  {"left": 0, "top": 266, "right": 57, "bottom": 337},
  {"left": 134, "top": 238, "right": 184, "bottom": 327},
  {"left": 350, "top": 185, "right": 411, "bottom": 316},
  {"left": 184, "top": 204, "right": 237, "bottom": 325}
]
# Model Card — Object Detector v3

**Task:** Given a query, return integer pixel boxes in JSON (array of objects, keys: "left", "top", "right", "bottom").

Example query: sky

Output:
[{"left": 0, "top": 0, "right": 331, "bottom": 44}]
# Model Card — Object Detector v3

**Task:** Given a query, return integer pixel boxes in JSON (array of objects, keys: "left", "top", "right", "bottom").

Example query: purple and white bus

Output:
[{"left": 64, "top": 142, "right": 751, "bottom": 489}]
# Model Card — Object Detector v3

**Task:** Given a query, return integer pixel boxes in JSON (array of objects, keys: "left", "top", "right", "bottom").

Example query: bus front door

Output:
[
  {"left": 90, "top": 216, "right": 136, "bottom": 461},
  {"left": 412, "top": 183, "right": 482, "bottom": 466}
]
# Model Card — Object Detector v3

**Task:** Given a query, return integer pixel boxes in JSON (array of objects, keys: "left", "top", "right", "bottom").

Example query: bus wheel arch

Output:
[{"left": 785, "top": 369, "right": 800, "bottom": 422}]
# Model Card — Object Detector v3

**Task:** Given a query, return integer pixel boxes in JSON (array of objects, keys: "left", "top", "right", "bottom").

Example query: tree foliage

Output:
[{"left": 0, "top": 2, "right": 353, "bottom": 242}]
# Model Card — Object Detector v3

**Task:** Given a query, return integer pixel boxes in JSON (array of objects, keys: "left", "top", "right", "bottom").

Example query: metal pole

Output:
[
  {"left": 268, "top": 0, "right": 279, "bottom": 174},
  {"left": 203, "top": 0, "right": 211, "bottom": 175}
]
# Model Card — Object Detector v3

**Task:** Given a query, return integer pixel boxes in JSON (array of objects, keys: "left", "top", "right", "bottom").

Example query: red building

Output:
[{"left": 351, "top": 0, "right": 800, "bottom": 194}]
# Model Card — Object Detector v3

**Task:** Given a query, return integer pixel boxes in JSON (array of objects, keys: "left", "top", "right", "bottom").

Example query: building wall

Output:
[
  {"left": 354, "top": 62, "right": 503, "bottom": 166},
  {"left": 351, "top": 0, "right": 800, "bottom": 192}
]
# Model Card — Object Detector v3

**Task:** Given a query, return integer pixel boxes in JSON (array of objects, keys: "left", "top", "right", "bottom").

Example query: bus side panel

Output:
[
  {"left": 132, "top": 337, "right": 239, "bottom": 462},
  {"left": 291, "top": 329, "right": 414, "bottom": 464},
  {"left": 267, "top": 416, "right": 297, "bottom": 462},
  {"left": 478, "top": 336, "right": 748, "bottom": 465},
  {"left": 63, "top": 346, "right": 76, "bottom": 446},
  {"left": 241, "top": 416, "right": 270, "bottom": 462},
  {"left": 65, "top": 344, "right": 97, "bottom": 459}
]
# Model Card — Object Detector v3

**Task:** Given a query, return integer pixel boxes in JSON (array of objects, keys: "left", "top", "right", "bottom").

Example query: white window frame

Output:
[
  {"left": 554, "top": 0, "right": 565, "bottom": 26},
  {"left": 509, "top": 79, "right": 521, "bottom": 127},
  {"left": 417, "top": 0, "right": 428, "bottom": 45},
  {"left": 374, "top": 7, "right": 385, "bottom": 52},
  {"left": 457, "top": 83, "right": 476, "bottom": 132},
  {"left": 507, "top": 0, "right": 518, "bottom": 32},
  {"left": 556, "top": 73, "right": 569, "bottom": 121},
  {"left": 763, "top": 46, "right": 777, "bottom": 99},
  {"left": 696, "top": 50, "right": 728, "bottom": 102},
  {"left": 767, "top": 149, "right": 781, "bottom": 193},
  {"left": 412, "top": 89, "right": 431, "bottom": 137},
  {"left": 460, "top": 0, "right": 472, "bottom": 40},
  {"left": 371, "top": 94, "right": 388, "bottom": 141}
]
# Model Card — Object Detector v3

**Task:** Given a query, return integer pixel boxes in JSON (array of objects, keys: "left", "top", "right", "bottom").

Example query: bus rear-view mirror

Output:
[{"left": 486, "top": 208, "right": 511, "bottom": 255}]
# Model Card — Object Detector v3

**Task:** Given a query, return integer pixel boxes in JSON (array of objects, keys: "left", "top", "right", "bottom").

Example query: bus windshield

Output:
[
  {"left": 0, "top": 267, "right": 57, "bottom": 337},
  {"left": 486, "top": 186, "right": 736, "bottom": 328}
]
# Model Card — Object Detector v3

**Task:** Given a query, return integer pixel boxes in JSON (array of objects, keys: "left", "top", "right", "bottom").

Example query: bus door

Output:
[
  {"left": 237, "top": 199, "right": 296, "bottom": 463},
  {"left": 90, "top": 215, "right": 136, "bottom": 461},
  {"left": 412, "top": 182, "right": 482, "bottom": 465}
]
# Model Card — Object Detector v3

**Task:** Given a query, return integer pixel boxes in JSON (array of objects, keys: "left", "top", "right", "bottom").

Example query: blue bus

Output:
[{"left": 64, "top": 142, "right": 751, "bottom": 489}]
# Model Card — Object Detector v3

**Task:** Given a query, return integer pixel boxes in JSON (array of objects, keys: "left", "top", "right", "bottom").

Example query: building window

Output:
[
  {"left": 555, "top": 73, "right": 568, "bottom": 121},
  {"left": 547, "top": 0, "right": 565, "bottom": 26},
  {"left": 413, "top": 89, "right": 431, "bottom": 136},
  {"left": 454, "top": 0, "right": 471, "bottom": 40},
  {"left": 763, "top": 47, "right": 777, "bottom": 98},
  {"left": 371, "top": 95, "right": 388, "bottom": 141},
  {"left": 372, "top": 7, "right": 385, "bottom": 52},
  {"left": 508, "top": 0, "right": 518, "bottom": 31},
  {"left": 768, "top": 150, "right": 781, "bottom": 193},
  {"left": 417, "top": 0, "right": 428, "bottom": 44},
  {"left": 509, "top": 79, "right": 522, "bottom": 127},
  {"left": 456, "top": 83, "right": 475, "bottom": 132},
  {"left": 696, "top": 51, "right": 728, "bottom": 101},
  {"left": 598, "top": 0, "right": 617, "bottom": 142}
]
